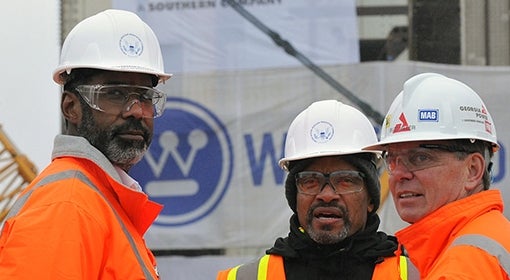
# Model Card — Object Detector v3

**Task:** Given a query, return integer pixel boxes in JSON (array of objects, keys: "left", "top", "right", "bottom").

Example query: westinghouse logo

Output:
[{"left": 131, "top": 97, "right": 233, "bottom": 226}]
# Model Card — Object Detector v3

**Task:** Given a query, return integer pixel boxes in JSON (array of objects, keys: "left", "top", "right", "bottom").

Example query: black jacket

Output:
[{"left": 265, "top": 214, "right": 397, "bottom": 280}]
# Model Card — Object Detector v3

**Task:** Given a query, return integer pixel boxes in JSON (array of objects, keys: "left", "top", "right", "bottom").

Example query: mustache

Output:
[
  {"left": 112, "top": 118, "right": 151, "bottom": 140},
  {"left": 308, "top": 201, "right": 348, "bottom": 216}
]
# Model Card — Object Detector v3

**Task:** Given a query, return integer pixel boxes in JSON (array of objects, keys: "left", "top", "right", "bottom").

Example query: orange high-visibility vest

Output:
[
  {"left": 397, "top": 190, "right": 510, "bottom": 279},
  {"left": 217, "top": 253, "right": 418, "bottom": 280},
  {"left": 0, "top": 153, "right": 162, "bottom": 279}
]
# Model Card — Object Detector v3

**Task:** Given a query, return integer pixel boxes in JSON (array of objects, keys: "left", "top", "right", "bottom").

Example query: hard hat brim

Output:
[
  {"left": 363, "top": 133, "right": 500, "bottom": 152},
  {"left": 279, "top": 149, "right": 382, "bottom": 171},
  {"left": 52, "top": 65, "right": 172, "bottom": 85}
]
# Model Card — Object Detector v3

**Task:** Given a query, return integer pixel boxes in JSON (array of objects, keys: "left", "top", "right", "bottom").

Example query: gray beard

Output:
[
  {"left": 76, "top": 105, "right": 151, "bottom": 170},
  {"left": 306, "top": 203, "right": 351, "bottom": 244}
]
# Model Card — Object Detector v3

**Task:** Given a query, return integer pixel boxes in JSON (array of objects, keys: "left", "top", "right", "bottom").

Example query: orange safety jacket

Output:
[
  {"left": 217, "top": 253, "right": 417, "bottom": 279},
  {"left": 0, "top": 135, "right": 163, "bottom": 279},
  {"left": 396, "top": 190, "right": 510, "bottom": 279}
]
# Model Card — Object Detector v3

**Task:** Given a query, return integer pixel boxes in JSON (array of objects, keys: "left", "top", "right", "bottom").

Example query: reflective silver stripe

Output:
[
  {"left": 235, "top": 258, "right": 259, "bottom": 280},
  {"left": 404, "top": 256, "right": 420, "bottom": 280},
  {"left": 6, "top": 170, "right": 78, "bottom": 220},
  {"left": 451, "top": 234, "right": 510, "bottom": 276},
  {"left": 235, "top": 255, "right": 419, "bottom": 280},
  {"left": 4, "top": 170, "right": 156, "bottom": 279}
]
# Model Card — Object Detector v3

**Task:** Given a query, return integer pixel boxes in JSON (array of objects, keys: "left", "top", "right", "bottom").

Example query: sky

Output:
[{"left": 0, "top": 0, "right": 60, "bottom": 172}]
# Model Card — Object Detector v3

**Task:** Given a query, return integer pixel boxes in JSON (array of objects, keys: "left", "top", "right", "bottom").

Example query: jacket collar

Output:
[
  {"left": 52, "top": 134, "right": 122, "bottom": 183},
  {"left": 52, "top": 134, "right": 162, "bottom": 234},
  {"left": 396, "top": 190, "right": 504, "bottom": 274}
]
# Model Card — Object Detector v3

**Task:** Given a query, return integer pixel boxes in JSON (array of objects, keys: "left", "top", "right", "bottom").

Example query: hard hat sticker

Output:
[
  {"left": 391, "top": 113, "right": 412, "bottom": 133},
  {"left": 384, "top": 115, "right": 392, "bottom": 129},
  {"left": 310, "top": 121, "right": 334, "bottom": 143},
  {"left": 418, "top": 109, "right": 439, "bottom": 122},
  {"left": 485, "top": 121, "right": 493, "bottom": 134},
  {"left": 119, "top": 33, "right": 144, "bottom": 57},
  {"left": 459, "top": 104, "right": 490, "bottom": 125}
]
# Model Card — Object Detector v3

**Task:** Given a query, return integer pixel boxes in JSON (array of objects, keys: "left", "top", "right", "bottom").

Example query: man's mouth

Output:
[
  {"left": 313, "top": 207, "right": 343, "bottom": 220},
  {"left": 399, "top": 192, "right": 422, "bottom": 199},
  {"left": 117, "top": 130, "right": 145, "bottom": 141}
]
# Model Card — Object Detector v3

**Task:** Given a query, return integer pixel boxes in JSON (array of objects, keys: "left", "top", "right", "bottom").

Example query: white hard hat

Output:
[
  {"left": 364, "top": 73, "right": 498, "bottom": 151},
  {"left": 53, "top": 9, "right": 172, "bottom": 85},
  {"left": 279, "top": 100, "right": 381, "bottom": 171}
]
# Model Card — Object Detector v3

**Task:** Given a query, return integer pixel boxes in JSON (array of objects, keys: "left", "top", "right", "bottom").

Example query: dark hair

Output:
[
  {"left": 62, "top": 68, "right": 97, "bottom": 91},
  {"left": 61, "top": 68, "right": 159, "bottom": 90}
]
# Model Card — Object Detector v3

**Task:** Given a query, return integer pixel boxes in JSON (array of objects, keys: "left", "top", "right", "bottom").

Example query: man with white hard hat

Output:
[
  {"left": 364, "top": 73, "right": 510, "bottom": 279},
  {"left": 0, "top": 9, "right": 171, "bottom": 279},
  {"left": 218, "top": 100, "right": 416, "bottom": 279}
]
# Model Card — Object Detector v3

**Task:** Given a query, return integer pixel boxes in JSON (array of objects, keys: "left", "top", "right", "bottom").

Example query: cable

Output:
[{"left": 224, "top": 0, "right": 385, "bottom": 125}]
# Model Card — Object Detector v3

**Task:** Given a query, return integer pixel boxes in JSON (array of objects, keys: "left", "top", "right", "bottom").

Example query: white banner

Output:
[
  {"left": 112, "top": 0, "right": 360, "bottom": 73},
  {"left": 120, "top": 61, "right": 510, "bottom": 252}
]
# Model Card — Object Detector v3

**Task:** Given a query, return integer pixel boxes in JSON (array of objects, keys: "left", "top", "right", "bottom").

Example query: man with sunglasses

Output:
[
  {"left": 218, "top": 100, "right": 413, "bottom": 279},
  {"left": 0, "top": 10, "right": 171, "bottom": 279},
  {"left": 364, "top": 73, "right": 510, "bottom": 279}
]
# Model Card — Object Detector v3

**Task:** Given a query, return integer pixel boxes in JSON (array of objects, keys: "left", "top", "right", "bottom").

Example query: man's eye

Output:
[
  {"left": 340, "top": 176, "right": 354, "bottom": 183},
  {"left": 301, "top": 177, "right": 318, "bottom": 185},
  {"left": 333, "top": 175, "right": 360, "bottom": 186},
  {"left": 409, "top": 152, "right": 433, "bottom": 165},
  {"left": 140, "top": 92, "right": 153, "bottom": 102},
  {"left": 104, "top": 89, "right": 127, "bottom": 101}
]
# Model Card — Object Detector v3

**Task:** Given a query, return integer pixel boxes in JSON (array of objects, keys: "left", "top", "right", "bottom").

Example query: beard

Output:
[
  {"left": 306, "top": 201, "right": 350, "bottom": 244},
  {"left": 76, "top": 106, "right": 152, "bottom": 170}
]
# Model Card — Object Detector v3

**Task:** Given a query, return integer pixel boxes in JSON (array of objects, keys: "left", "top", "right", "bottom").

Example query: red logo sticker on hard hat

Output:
[
  {"left": 119, "top": 33, "right": 144, "bottom": 57},
  {"left": 485, "top": 120, "right": 493, "bottom": 134},
  {"left": 392, "top": 113, "right": 411, "bottom": 133},
  {"left": 482, "top": 106, "right": 488, "bottom": 115},
  {"left": 310, "top": 121, "right": 334, "bottom": 143}
]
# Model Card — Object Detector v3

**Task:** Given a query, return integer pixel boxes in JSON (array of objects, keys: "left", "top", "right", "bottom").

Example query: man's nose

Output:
[
  {"left": 316, "top": 182, "right": 339, "bottom": 201},
  {"left": 123, "top": 99, "right": 144, "bottom": 118}
]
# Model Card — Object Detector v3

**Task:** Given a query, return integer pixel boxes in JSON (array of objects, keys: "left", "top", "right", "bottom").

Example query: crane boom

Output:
[{"left": 0, "top": 125, "right": 37, "bottom": 222}]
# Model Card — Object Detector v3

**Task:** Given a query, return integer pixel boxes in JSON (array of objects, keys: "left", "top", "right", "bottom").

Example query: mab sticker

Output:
[{"left": 418, "top": 109, "right": 439, "bottom": 122}]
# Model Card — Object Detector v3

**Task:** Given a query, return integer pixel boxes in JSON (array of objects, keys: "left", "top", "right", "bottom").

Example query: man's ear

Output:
[
  {"left": 367, "top": 198, "right": 375, "bottom": 213},
  {"left": 465, "top": 152, "right": 485, "bottom": 191},
  {"left": 61, "top": 91, "right": 81, "bottom": 125}
]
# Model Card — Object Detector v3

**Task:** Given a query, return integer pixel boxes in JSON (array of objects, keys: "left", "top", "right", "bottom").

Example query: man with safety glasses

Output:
[
  {"left": 364, "top": 73, "right": 510, "bottom": 279},
  {"left": 218, "top": 100, "right": 414, "bottom": 279},
  {"left": 0, "top": 10, "right": 171, "bottom": 279}
]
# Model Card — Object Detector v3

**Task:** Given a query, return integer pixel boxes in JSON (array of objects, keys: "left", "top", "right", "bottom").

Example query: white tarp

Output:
[
  {"left": 5, "top": 2, "right": 510, "bottom": 279},
  {"left": 116, "top": 61, "right": 510, "bottom": 252},
  {"left": 148, "top": 60, "right": 510, "bottom": 279},
  {"left": 112, "top": 0, "right": 360, "bottom": 73}
]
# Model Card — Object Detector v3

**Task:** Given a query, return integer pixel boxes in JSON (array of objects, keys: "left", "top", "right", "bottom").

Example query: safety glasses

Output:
[
  {"left": 73, "top": 84, "right": 167, "bottom": 118},
  {"left": 383, "top": 144, "right": 472, "bottom": 174},
  {"left": 295, "top": 170, "right": 365, "bottom": 195}
]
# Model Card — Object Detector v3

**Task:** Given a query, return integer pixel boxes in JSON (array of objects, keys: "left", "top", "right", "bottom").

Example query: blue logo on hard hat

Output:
[
  {"left": 131, "top": 97, "right": 234, "bottom": 226},
  {"left": 119, "top": 33, "right": 143, "bottom": 57},
  {"left": 418, "top": 109, "right": 439, "bottom": 122},
  {"left": 310, "top": 121, "right": 334, "bottom": 143}
]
